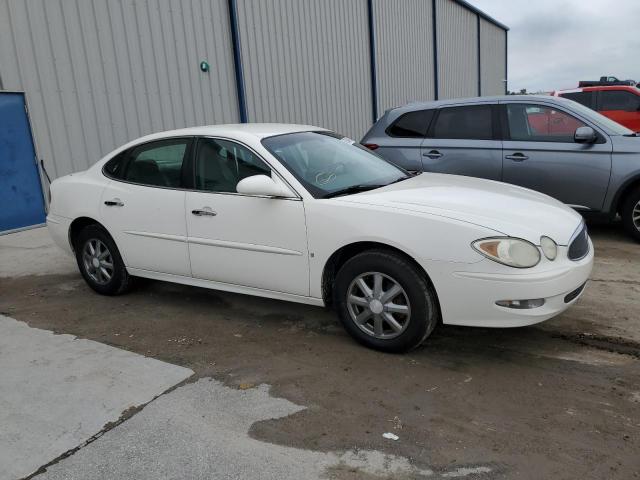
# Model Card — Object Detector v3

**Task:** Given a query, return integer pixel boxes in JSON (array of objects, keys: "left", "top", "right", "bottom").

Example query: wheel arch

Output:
[
  {"left": 321, "top": 241, "right": 440, "bottom": 311},
  {"left": 68, "top": 216, "right": 110, "bottom": 252},
  {"left": 613, "top": 174, "right": 640, "bottom": 216}
]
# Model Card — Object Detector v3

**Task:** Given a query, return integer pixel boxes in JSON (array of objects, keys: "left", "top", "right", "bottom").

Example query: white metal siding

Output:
[
  {"left": 480, "top": 18, "right": 506, "bottom": 96},
  {"left": 373, "top": 0, "right": 435, "bottom": 113},
  {"left": 436, "top": 0, "right": 478, "bottom": 99},
  {"left": 236, "top": 0, "right": 372, "bottom": 140},
  {"left": 0, "top": 0, "right": 239, "bottom": 178}
]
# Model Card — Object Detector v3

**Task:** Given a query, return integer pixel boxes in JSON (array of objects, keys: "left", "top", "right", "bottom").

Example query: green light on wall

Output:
[{"left": 200, "top": 60, "right": 209, "bottom": 73}]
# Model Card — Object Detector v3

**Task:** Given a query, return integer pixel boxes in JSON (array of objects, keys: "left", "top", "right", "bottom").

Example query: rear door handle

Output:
[
  {"left": 104, "top": 199, "right": 124, "bottom": 207},
  {"left": 505, "top": 153, "right": 529, "bottom": 161},
  {"left": 422, "top": 150, "right": 443, "bottom": 159},
  {"left": 192, "top": 207, "right": 217, "bottom": 217}
]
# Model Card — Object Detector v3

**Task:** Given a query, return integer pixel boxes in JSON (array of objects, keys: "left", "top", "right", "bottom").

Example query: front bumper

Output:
[{"left": 432, "top": 240, "right": 594, "bottom": 328}]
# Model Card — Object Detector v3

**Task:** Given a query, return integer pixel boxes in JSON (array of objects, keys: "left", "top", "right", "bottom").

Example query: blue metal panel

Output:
[{"left": 0, "top": 93, "right": 45, "bottom": 233}]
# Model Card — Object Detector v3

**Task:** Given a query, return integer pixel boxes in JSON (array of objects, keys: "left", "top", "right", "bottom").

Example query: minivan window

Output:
[
  {"left": 600, "top": 91, "right": 640, "bottom": 112},
  {"left": 506, "top": 104, "right": 587, "bottom": 143},
  {"left": 387, "top": 110, "right": 435, "bottom": 137},
  {"left": 195, "top": 138, "right": 271, "bottom": 193},
  {"left": 123, "top": 139, "right": 190, "bottom": 188},
  {"left": 560, "top": 91, "right": 595, "bottom": 109},
  {"left": 430, "top": 105, "right": 493, "bottom": 140}
]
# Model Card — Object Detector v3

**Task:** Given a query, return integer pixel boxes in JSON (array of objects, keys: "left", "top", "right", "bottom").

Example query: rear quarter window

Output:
[
  {"left": 103, "top": 151, "right": 127, "bottom": 179},
  {"left": 386, "top": 110, "right": 434, "bottom": 138}
]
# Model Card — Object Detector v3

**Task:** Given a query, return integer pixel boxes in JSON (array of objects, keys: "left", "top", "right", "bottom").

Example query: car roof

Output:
[
  {"left": 131, "top": 123, "right": 328, "bottom": 144},
  {"left": 390, "top": 95, "right": 563, "bottom": 114},
  {"left": 556, "top": 86, "right": 640, "bottom": 93}
]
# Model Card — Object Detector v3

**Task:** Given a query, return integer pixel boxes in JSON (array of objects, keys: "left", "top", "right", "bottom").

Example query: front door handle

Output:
[
  {"left": 104, "top": 198, "right": 124, "bottom": 207},
  {"left": 423, "top": 150, "right": 443, "bottom": 159},
  {"left": 505, "top": 153, "right": 529, "bottom": 161},
  {"left": 192, "top": 207, "right": 217, "bottom": 217}
]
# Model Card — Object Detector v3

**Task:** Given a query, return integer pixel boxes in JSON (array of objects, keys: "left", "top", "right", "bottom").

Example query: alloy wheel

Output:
[
  {"left": 82, "top": 238, "right": 114, "bottom": 285},
  {"left": 346, "top": 272, "right": 411, "bottom": 340},
  {"left": 633, "top": 200, "right": 640, "bottom": 232}
]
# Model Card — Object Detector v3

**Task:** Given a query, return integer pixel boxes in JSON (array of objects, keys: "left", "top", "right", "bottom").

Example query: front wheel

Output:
[
  {"left": 334, "top": 250, "right": 439, "bottom": 353},
  {"left": 621, "top": 187, "right": 640, "bottom": 242},
  {"left": 74, "top": 225, "right": 132, "bottom": 295}
]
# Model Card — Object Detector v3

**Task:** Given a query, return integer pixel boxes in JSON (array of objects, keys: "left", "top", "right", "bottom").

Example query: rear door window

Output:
[
  {"left": 559, "top": 91, "right": 595, "bottom": 109},
  {"left": 600, "top": 91, "right": 640, "bottom": 112},
  {"left": 386, "top": 110, "right": 435, "bottom": 137},
  {"left": 123, "top": 138, "right": 191, "bottom": 188},
  {"left": 429, "top": 105, "right": 493, "bottom": 140}
]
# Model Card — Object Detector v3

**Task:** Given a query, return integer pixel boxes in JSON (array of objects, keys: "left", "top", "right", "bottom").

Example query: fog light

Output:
[{"left": 496, "top": 298, "right": 545, "bottom": 309}]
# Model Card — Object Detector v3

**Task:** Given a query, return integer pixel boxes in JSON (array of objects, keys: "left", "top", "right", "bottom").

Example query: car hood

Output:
[
  {"left": 611, "top": 134, "right": 640, "bottom": 152},
  {"left": 336, "top": 173, "right": 583, "bottom": 245}
]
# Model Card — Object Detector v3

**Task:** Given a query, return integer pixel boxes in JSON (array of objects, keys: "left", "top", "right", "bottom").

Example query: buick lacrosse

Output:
[{"left": 47, "top": 124, "right": 593, "bottom": 352}]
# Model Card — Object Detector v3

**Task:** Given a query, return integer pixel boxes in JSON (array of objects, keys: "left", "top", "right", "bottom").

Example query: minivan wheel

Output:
[
  {"left": 621, "top": 187, "right": 640, "bottom": 242},
  {"left": 74, "top": 225, "right": 132, "bottom": 295},
  {"left": 334, "top": 249, "right": 439, "bottom": 353}
]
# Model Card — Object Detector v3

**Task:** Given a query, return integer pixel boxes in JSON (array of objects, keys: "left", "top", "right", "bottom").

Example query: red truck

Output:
[{"left": 553, "top": 82, "right": 640, "bottom": 132}]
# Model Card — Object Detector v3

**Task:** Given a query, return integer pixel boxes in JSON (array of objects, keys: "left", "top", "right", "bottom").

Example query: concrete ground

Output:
[
  {"left": 0, "top": 314, "right": 193, "bottom": 480},
  {"left": 0, "top": 225, "right": 638, "bottom": 479}
]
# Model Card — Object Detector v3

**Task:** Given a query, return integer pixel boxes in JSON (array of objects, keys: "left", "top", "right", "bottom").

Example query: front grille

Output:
[
  {"left": 564, "top": 282, "right": 586, "bottom": 303},
  {"left": 568, "top": 224, "right": 589, "bottom": 260}
]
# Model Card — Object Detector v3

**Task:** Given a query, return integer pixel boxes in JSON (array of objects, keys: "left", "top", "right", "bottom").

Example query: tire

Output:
[
  {"left": 621, "top": 187, "right": 640, "bottom": 242},
  {"left": 74, "top": 224, "right": 133, "bottom": 295},
  {"left": 334, "top": 249, "right": 439, "bottom": 353}
]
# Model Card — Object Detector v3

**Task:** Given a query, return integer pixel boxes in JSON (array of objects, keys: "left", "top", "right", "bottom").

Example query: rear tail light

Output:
[{"left": 362, "top": 143, "right": 379, "bottom": 151}]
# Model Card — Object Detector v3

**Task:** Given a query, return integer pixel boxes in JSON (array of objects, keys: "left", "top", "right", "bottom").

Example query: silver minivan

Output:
[{"left": 361, "top": 95, "right": 640, "bottom": 241}]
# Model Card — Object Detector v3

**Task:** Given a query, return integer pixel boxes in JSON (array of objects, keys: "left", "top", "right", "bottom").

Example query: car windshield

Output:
[{"left": 262, "top": 131, "right": 410, "bottom": 198}]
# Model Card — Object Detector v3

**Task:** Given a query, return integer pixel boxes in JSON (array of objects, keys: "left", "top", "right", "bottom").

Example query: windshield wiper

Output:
[
  {"left": 387, "top": 174, "right": 414, "bottom": 184},
  {"left": 323, "top": 175, "right": 413, "bottom": 199},
  {"left": 624, "top": 132, "right": 640, "bottom": 137},
  {"left": 323, "top": 184, "right": 385, "bottom": 199}
]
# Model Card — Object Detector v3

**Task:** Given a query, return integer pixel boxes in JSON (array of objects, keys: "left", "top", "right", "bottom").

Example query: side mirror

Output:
[
  {"left": 236, "top": 174, "right": 294, "bottom": 198},
  {"left": 574, "top": 126, "right": 597, "bottom": 144}
]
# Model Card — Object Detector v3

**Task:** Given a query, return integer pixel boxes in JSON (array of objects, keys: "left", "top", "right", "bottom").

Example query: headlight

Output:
[
  {"left": 472, "top": 237, "right": 541, "bottom": 268},
  {"left": 540, "top": 236, "right": 557, "bottom": 260}
]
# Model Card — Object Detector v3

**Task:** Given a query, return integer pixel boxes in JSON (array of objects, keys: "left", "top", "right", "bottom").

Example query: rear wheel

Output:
[
  {"left": 334, "top": 249, "right": 439, "bottom": 353},
  {"left": 74, "top": 225, "right": 132, "bottom": 295},
  {"left": 621, "top": 187, "right": 640, "bottom": 242}
]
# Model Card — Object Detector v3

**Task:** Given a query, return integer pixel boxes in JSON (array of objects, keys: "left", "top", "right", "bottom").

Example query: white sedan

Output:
[{"left": 47, "top": 124, "right": 593, "bottom": 352}]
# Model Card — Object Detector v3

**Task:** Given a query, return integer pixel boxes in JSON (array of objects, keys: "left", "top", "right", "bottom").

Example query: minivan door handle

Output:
[
  {"left": 423, "top": 150, "right": 443, "bottom": 159},
  {"left": 505, "top": 153, "right": 529, "bottom": 161},
  {"left": 104, "top": 198, "right": 124, "bottom": 207}
]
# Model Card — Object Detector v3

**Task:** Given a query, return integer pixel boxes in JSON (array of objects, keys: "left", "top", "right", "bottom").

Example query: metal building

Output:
[{"left": 0, "top": 0, "right": 507, "bottom": 233}]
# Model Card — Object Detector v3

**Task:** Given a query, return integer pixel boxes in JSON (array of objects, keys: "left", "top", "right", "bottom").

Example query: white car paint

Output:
[{"left": 47, "top": 124, "right": 593, "bottom": 328}]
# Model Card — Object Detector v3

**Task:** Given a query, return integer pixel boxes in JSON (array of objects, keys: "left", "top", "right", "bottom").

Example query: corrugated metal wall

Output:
[
  {"left": 0, "top": 0, "right": 239, "bottom": 179},
  {"left": 480, "top": 18, "right": 506, "bottom": 96},
  {"left": 0, "top": 0, "right": 507, "bottom": 182},
  {"left": 373, "top": 0, "right": 435, "bottom": 114},
  {"left": 236, "top": 0, "right": 372, "bottom": 140},
  {"left": 436, "top": 0, "right": 478, "bottom": 99}
]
